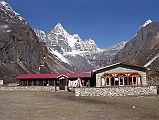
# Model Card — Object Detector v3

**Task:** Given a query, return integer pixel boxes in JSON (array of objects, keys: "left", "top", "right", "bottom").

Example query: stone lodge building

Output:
[{"left": 92, "top": 62, "right": 147, "bottom": 87}]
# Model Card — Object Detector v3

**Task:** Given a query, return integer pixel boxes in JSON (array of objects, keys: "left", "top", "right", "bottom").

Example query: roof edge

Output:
[{"left": 93, "top": 62, "right": 147, "bottom": 72}]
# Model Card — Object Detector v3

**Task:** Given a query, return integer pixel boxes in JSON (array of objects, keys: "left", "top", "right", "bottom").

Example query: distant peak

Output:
[
  {"left": 55, "top": 23, "right": 63, "bottom": 29},
  {"left": 142, "top": 19, "right": 152, "bottom": 27},
  {"left": 51, "top": 23, "right": 68, "bottom": 35}
]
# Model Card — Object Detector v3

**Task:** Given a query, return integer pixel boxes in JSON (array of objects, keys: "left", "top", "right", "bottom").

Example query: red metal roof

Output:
[{"left": 16, "top": 72, "right": 91, "bottom": 79}]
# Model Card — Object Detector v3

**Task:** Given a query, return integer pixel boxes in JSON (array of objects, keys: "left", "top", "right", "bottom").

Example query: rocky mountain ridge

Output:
[
  {"left": 114, "top": 20, "right": 159, "bottom": 85},
  {"left": 35, "top": 24, "right": 126, "bottom": 71}
]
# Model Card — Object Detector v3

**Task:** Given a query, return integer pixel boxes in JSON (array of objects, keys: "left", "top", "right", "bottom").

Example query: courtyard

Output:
[{"left": 0, "top": 91, "right": 159, "bottom": 120}]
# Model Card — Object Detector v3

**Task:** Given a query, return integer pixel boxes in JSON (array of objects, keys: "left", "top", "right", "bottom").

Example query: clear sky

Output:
[{"left": 5, "top": 0, "right": 159, "bottom": 48}]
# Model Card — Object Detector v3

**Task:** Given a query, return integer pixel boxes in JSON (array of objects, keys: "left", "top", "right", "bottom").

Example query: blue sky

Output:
[{"left": 6, "top": 0, "right": 159, "bottom": 48}]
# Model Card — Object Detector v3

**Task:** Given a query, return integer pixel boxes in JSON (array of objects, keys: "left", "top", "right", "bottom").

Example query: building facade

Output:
[
  {"left": 93, "top": 63, "right": 147, "bottom": 87},
  {"left": 16, "top": 72, "right": 93, "bottom": 90}
]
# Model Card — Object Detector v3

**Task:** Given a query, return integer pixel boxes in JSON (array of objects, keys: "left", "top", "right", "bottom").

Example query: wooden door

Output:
[{"left": 59, "top": 79, "right": 66, "bottom": 90}]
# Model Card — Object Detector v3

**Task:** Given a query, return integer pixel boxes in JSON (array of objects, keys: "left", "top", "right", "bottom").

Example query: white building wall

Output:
[{"left": 96, "top": 66, "right": 147, "bottom": 87}]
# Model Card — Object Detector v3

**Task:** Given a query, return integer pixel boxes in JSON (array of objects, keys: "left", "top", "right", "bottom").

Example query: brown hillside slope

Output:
[{"left": 114, "top": 22, "right": 159, "bottom": 85}]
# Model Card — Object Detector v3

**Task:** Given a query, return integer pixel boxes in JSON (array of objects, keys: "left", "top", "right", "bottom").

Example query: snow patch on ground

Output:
[
  {"left": 144, "top": 53, "right": 159, "bottom": 67},
  {"left": 6, "top": 30, "right": 11, "bottom": 32}
]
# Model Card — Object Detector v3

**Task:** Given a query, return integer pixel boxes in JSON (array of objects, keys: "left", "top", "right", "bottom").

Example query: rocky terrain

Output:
[
  {"left": 0, "top": 1, "right": 70, "bottom": 83},
  {"left": 114, "top": 20, "right": 159, "bottom": 85}
]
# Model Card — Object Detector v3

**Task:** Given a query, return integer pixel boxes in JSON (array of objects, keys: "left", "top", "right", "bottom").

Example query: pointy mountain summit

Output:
[{"left": 35, "top": 23, "right": 126, "bottom": 71}]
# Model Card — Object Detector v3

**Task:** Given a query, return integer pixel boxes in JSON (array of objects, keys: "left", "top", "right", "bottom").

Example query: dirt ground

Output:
[{"left": 0, "top": 91, "right": 159, "bottom": 120}]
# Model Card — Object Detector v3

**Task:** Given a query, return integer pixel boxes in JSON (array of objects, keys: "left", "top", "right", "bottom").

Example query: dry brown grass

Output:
[{"left": 0, "top": 91, "right": 159, "bottom": 120}]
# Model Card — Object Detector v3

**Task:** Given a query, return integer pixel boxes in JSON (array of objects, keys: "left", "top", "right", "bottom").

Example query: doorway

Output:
[{"left": 59, "top": 78, "right": 67, "bottom": 90}]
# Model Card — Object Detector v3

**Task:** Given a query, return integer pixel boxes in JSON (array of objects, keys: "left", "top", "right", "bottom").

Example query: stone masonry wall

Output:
[
  {"left": 75, "top": 86, "right": 157, "bottom": 96},
  {"left": 0, "top": 86, "right": 57, "bottom": 92}
]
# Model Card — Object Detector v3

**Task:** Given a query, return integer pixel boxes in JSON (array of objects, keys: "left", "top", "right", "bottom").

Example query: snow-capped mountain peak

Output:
[
  {"left": 49, "top": 23, "right": 79, "bottom": 48},
  {"left": 142, "top": 19, "right": 152, "bottom": 27},
  {"left": 51, "top": 23, "right": 68, "bottom": 35},
  {"left": 55, "top": 23, "right": 63, "bottom": 28},
  {"left": 35, "top": 23, "right": 127, "bottom": 71},
  {"left": 54, "top": 23, "right": 65, "bottom": 32}
]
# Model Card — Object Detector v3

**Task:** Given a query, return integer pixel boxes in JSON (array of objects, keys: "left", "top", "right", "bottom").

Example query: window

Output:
[
  {"left": 22, "top": 80, "right": 27, "bottom": 86},
  {"left": 49, "top": 80, "right": 55, "bottom": 86},
  {"left": 111, "top": 77, "right": 115, "bottom": 86},
  {"left": 124, "top": 77, "right": 128, "bottom": 85},
  {"left": 106, "top": 78, "right": 110, "bottom": 86},
  {"left": 120, "top": 77, "right": 124, "bottom": 86},
  {"left": 129, "top": 77, "right": 132, "bottom": 85},
  {"left": 115, "top": 77, "right": 119, "bottom": 85},
  {"left": 133, "top": 77, "right": 137, "bottom": 85}
]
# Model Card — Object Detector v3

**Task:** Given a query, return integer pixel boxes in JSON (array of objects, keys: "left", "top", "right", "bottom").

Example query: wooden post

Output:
[
  {"left": 114, "top": 77, "right": 115, "bottom": 86},
  {"left": 42, "top": 80, "right": 44, "bottom": 86},
  {"left": 100, "top": 78, "right": 102, "bottom": 87},
  {"left": 54, "top": 80, "right": 56, "bottom": 91},
  {"left": 127, "top": 77, "right": 129, "bottom": 85},
  {"left": 109, "top": 78, "right": 111, "bottom": 86},
  {"left": 27, "top": 80, "right": 28, "bottom": 86},
  {"left": 58, "top": 79, "right": 60, "bottom": 96},
  {"left": 104, "top": 78, "right": 106, "bottom": 87},
  {"left": 48, "top": 80, "right": 50, "bottom": 86}
]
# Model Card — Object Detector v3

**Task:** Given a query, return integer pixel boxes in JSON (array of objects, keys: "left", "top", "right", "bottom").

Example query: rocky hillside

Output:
[
  {"left": 114, "top": 20, "right": 159, "bottom": 85},
  {"left": 0, "top": 1, "right": 70, "bottom": 83}
]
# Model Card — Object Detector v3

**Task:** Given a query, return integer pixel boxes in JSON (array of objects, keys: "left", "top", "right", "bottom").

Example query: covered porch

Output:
[
  {"left": 100, "top": 72, "right": 143, "bottom": 87},
  {"left": 16, "top": 72, "right": 92, "bottom": 90}
]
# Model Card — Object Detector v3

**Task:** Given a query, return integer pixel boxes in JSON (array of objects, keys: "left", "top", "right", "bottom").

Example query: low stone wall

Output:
[
  {"left": 0, "top": 86, "right": 57, "bottom": 92},
  {"left": 75, "top": 86, "right": 157, "bottom": 96}
]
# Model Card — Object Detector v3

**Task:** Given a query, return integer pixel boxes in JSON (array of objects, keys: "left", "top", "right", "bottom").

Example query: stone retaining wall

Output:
[
  {"left": 0, "top": 86, "right": 57, "bottom": 92},
  {"left": 75, "top": 86, "right": 157, "bottom": 96}
]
